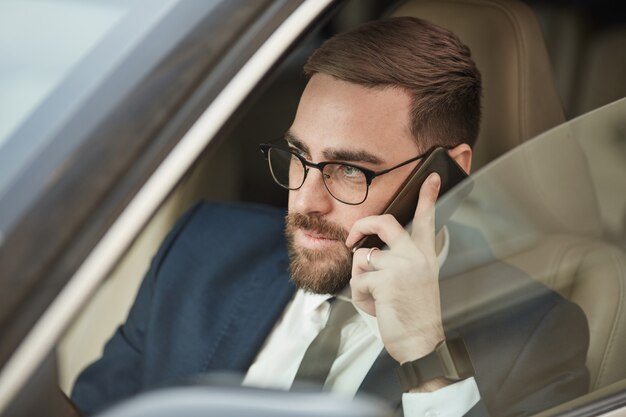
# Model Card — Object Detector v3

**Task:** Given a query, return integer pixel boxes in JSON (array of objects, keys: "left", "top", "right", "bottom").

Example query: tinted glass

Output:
[{"left": 435, "top": 98, "right": 626, "bottom": 414}]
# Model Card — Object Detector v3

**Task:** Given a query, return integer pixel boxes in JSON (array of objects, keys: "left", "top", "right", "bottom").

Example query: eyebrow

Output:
[
  {"left": 284, "top": 131, "right": 310, "bottom": 154},
  {"left": 284, "top": 130, "right": 383, "bottom": 165}
]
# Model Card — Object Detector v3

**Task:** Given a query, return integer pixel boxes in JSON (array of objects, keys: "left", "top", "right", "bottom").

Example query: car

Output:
[{"left": 0, "top": 0, "right": 624, "bottom": 416}]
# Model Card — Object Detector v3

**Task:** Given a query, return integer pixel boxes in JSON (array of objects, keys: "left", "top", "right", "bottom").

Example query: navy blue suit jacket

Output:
[{"left": 72, "top": 202, "right": 589, "bottom": 416}]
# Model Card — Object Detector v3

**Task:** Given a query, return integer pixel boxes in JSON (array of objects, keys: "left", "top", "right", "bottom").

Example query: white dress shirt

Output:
[{"left": 242, "top": 227, "right": 481, "bottom": 416}]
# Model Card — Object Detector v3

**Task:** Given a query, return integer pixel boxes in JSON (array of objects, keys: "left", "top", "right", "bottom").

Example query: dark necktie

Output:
[{"left": 292, "top": 297, "right": 357, "bottom": 389}]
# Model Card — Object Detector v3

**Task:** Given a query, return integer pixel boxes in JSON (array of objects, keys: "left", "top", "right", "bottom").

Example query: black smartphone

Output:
[{"left": 352, "top": 147, "right": 471, "bottom": 250}]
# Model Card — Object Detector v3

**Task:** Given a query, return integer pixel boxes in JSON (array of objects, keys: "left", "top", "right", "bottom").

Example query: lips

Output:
[
  {"left": 285, "top": 212, "right": 348, "bottom": 251},
  {"left": 296, "top": 228, "right": 340, "bottom": 250},
  {"left": 302, "top": 230, "right": 335, "bottom": 240}
]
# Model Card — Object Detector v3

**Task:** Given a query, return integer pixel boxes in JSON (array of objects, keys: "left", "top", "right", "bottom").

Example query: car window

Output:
[{"left": 438, "top": 98, "right": 626, "bottom": 414}]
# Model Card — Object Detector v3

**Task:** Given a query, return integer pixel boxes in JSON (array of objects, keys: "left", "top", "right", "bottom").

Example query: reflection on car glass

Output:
[{"left": 445, "top": 98, "right": 626, "bottom": 396}]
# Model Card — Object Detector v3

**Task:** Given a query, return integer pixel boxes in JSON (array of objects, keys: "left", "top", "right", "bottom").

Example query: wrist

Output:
[
  {"left": 408, "top": 377, "right": 451, "bottom": 393},
  {"left": 393, "top": 328, "right": 445, "bottom": 364},
  {"left": 396, "top": 337, "right": 474, "bottom": 393}
]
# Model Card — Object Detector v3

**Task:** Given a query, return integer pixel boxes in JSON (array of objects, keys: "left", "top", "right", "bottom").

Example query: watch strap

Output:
[{"left": 396, "top": 337, "right": 474, "bottom": 392}]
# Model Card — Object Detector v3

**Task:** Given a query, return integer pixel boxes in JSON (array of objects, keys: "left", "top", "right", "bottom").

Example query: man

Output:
[{"left": 71, "top": 17, "right": 589, "bottom": 416}]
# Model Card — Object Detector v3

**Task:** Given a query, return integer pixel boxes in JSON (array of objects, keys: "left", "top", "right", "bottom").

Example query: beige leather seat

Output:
[
  {"left": 392, "top": 0, "right": 565, "bottom": 170},
  {"left": 505, "top": 236, "right": 626, "bottom": 391},
  {"left": 393, "top": 0, "right": 626, "bottom": 393}
]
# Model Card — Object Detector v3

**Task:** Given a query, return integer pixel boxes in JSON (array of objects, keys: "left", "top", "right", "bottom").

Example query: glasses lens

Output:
[
  {"left": 267, "top": 147, "right": 305, "bottom": 190},
  {"left": 322, "top": 163, "right": 368, "bottom": 204}
]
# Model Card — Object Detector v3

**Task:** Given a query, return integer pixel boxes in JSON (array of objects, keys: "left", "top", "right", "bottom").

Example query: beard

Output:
[{"left": 285, "top": 212, "right": 352, "bottom": 295}]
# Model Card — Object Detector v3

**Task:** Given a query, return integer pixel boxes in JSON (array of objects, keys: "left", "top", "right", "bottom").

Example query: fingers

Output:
[
  {"left": 352, "top": 246, "right": 414, "bottom": 276},
  {"left": 410, "top": 173, "right": 440, "bottom": 252},
  {"left": 414, "top": 172, "right": 441, "bottom": 220},
  {"left": 347, "top": 173, "right": 444, "bottom": 358},
  {"left": 349, "top": 270, "right": 382, "bottom": 316},
  {"left": 345, "top": 214, "right": 411, "bottom": 250},
  {"left": 346, "top": 173, "right": 441, "bottom": 251},
  {"left": 352, "top": 247, "right": 376, "bottom": 276}
]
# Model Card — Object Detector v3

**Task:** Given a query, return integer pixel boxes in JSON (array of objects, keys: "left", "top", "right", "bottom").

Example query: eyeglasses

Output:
[{"left": 259, "top": 143, "right": 433, "bottom": 205}]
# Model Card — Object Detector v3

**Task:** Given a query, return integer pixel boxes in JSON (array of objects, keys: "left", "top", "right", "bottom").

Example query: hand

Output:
[{"left": 345, "top": 173, "right": 445, "bottom": 366}]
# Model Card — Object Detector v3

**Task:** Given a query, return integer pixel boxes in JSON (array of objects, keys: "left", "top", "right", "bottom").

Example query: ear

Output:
[{"left": 448, "top": 144, "right": 473, "bottom": 174}]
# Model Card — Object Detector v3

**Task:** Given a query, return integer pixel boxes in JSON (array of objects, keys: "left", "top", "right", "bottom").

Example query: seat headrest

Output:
[{"left": 392, "top": 0, "right": 565, "bottom": 169}]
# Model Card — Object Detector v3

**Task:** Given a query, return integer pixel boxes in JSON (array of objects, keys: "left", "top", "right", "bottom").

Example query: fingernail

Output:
[{"left": 429, "top": 173, "right": 440, "bottom": 186}]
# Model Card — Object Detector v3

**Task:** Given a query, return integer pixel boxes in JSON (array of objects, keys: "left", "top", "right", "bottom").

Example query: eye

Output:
[
  {"left": 323, "top": 163, "right": 366, "bottom": 184},
  {"left": 341, "top": 165, "right": 362, "bottom": 177}
]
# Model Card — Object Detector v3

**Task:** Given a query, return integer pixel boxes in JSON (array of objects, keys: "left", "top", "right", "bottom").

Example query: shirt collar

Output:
[{"left": 296, "top": 289, "right": 333, "bottom": 315}]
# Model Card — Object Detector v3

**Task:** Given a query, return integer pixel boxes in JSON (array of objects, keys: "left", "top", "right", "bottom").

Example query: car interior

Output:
[{"left": 43, "top": 0, "right": 626, "bottom": 415}]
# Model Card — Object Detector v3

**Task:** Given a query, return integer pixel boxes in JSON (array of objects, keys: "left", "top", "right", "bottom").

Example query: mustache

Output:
[{"left": 285, "top": 212, "right": 348, "bottom": 242}]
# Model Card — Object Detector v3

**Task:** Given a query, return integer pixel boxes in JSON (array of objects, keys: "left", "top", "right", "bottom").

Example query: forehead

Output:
[{"left": 289, "top": 74, "right": 419, "bottom": 163}]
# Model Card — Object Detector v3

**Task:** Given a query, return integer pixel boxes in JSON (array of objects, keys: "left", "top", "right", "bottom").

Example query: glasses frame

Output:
[{"left": 259, "top": 143, "right": 441, "bottom": 205}]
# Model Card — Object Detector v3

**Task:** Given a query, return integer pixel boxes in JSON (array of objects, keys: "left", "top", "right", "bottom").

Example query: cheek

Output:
[
  {"left": 338, "top": 202, "right": 387, "bottom": 233},
  {"left": 340, "top": 183, "right": 404, "bottom": 231},
  {"left": 286, "top": 188, "right": 392, "bottom": 232},
  {"left": 361, "top": 184, "right": 398, "bottom": 215}
]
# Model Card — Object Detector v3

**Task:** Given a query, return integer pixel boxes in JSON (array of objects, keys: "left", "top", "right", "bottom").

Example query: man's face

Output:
[{"left": 285, "top": 73, "right": 422, "bottom": 294}]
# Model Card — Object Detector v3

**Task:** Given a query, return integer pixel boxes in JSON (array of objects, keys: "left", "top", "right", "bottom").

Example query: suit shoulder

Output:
[
  {"left": 165, "top": 201, "right": 287, "bottom": 261},
  {"left": 181, "top": 201, "right": 285, "bottom": 238}
]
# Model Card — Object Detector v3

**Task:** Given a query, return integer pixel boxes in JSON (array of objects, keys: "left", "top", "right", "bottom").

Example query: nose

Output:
[{"left": 290, "top": 168, "right": 334, "bottom": 217}]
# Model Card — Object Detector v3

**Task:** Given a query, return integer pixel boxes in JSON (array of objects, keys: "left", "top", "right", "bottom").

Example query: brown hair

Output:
[{"left": 304, "top": 16, "right": 482, "bottom": 150}]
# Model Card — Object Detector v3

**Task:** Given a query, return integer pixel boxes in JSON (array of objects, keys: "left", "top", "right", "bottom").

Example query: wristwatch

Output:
[{"left": 396, "top": 337, "right": 474, "bottom": 392}]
